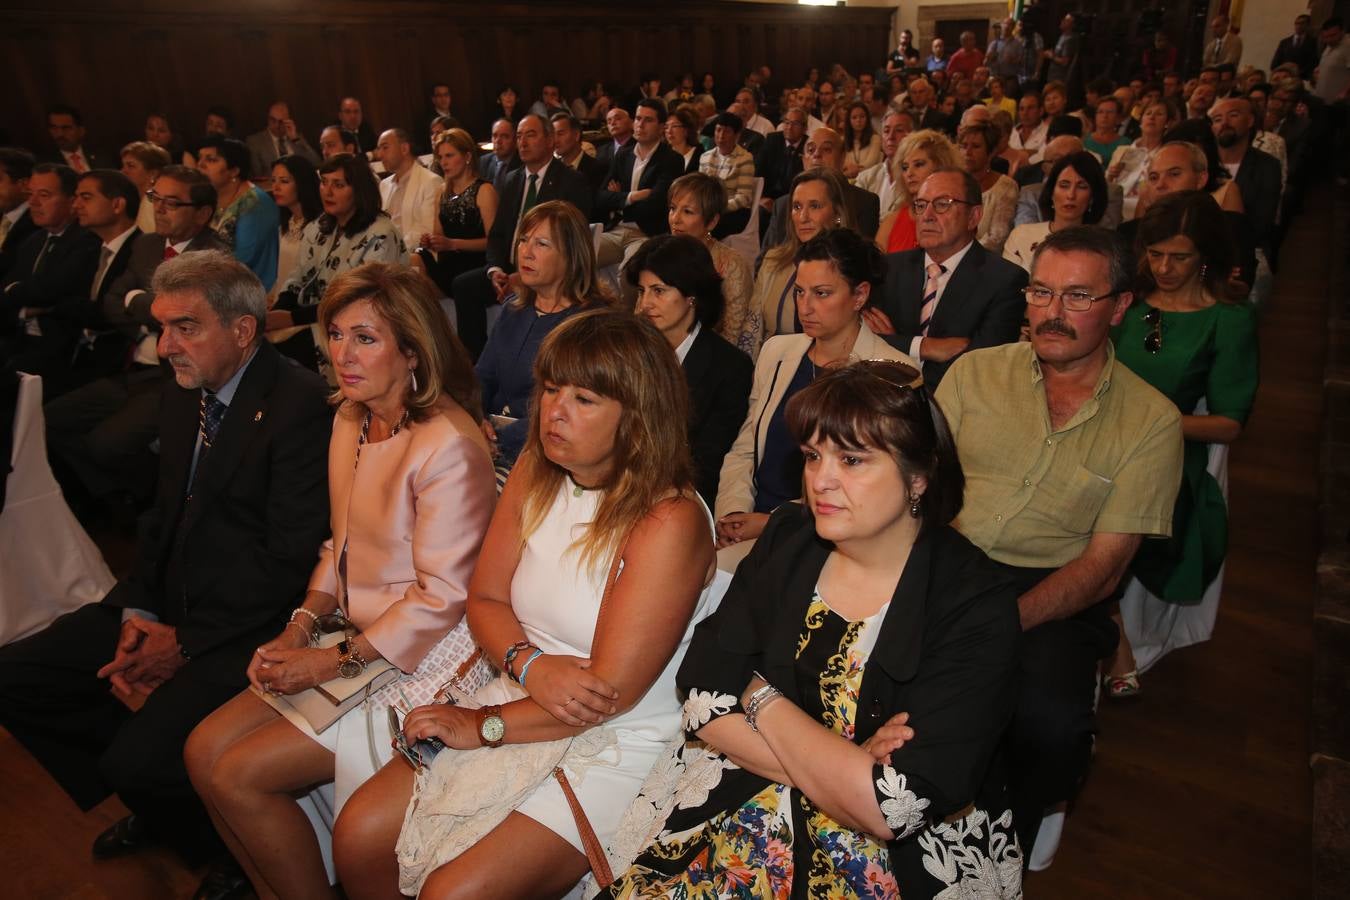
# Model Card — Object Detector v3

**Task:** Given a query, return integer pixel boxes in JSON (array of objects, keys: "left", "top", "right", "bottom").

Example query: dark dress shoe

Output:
[
  {"left": 192, "top": 857, "right": 253, "bottom": 900},
  {"left": 92, "top": 814, "right": 150, "bottom": 859}
]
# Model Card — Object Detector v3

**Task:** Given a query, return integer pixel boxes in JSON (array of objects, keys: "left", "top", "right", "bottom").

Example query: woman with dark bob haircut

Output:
[
  {"left": 195, "top": 134, "right": 280, "bottom": 288},
  {"left": 1104, "top": 189, "right": 1258, "bottom": 699},
  {"left": 600, "top": 358, "right": 1024, "bottom": 899},
  {"left": 626, "top": 234, "right": 753, "bottom": 505},
  {"left": 269, "top": 153, "right": 408, "bottom": 367},
  {"left": 1002, "top": 150, "right": 1108, "bottom": 273}
]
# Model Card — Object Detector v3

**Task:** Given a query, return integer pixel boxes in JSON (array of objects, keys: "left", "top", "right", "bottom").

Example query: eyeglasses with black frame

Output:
[
  {"left": 911, "top": 197, "right": 975, "bottom": 216},
  {"left": 145, "top": 190, "right": 197, "bottom": 210},
  {"left": 1022, "top": 285, "right": 1119, "bottom": 313}
]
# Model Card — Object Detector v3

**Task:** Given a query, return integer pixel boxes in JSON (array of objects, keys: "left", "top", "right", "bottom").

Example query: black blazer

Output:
[
  {"left": 0, "top": 224, "right": 101, "bottom": 328},
  {"left": 597, "top": 142, "right": 686, "bottom": 236},
  {"left": 676, "top": 506, "right": 1020, "bottom": 860},
  {"left": 754, "top": 131, "right": 805, "bottom": 202},
  {"left": 683, "top": 327, "right": 752, "bottom": 506},
  {"left": 570, "top": 151, "right": 610, "bottom": 193},
  {"left": 700, "top": 122, "right": 764, "bottom": 158},
  {"left": 762, "top": 183, "right": 880, "bottom": 262},
  {"left": 479, "top": 152, "right": 522, "bottom": 186},
  {"left": 878, "top": 241, "right": 1028, "bottom": 387},
  {"left": 52, "top": 227, "right": 140, "bottom": 330},
  {"left": 910, "top": 107, "right": 951, "bottom": 134},
  {"left": 1271, "top": 34, "right": 1319, "bottom": 80},
  {"left": 102, "top": 341, "right": 331, "bottom": 684},
  {"left": 485, "top": 161, "right": 594, "bottom": 272},
  {"left": 1232, "top": 146, "right": 1282, "bottom": 249},
  {"left": 0, "top": 209, "right": 40, "bottom": 281},
  {"left": 595, "top": 136, "right": 635, "bottom": 173}
]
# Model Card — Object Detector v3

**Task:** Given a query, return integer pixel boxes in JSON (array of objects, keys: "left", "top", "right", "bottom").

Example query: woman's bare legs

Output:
[{"left": 333, "top": 759, "right": 414, "bottom": 900}]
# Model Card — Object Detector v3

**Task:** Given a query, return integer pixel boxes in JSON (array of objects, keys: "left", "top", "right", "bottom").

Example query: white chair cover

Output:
[
  {"left": 722, "top": 177, "right": 765, "bottom": 272},
  {"left": 0, "top": 374, "right": 115, "bottom": 646},
  {"left": 1119, "top": 440, "right": 1230, "bottom": 674}
]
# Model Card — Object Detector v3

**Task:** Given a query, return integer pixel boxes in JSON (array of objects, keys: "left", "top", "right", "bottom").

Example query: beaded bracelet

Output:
[
  {"left": 744, "top": 682, "right": 784, "bottom": 733},
  {"left": 517, "top": 649, "right": 545, "bottom": 689}
]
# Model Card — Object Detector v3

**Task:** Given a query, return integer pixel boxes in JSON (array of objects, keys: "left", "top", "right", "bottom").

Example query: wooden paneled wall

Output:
[{"left": 2, "top": 0, "right": 892, "bottom": 156}]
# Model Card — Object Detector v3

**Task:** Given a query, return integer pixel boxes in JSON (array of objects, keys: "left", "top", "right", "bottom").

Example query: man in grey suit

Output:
[
  {"left": 244, "top": 101, "right": 320, "bottom": 187},
  {"left": 45, "top": 166, "right": 226, "bottom": 515},
  {"left": 865, "top": 168, "right": 1027, "bottom": 387}
]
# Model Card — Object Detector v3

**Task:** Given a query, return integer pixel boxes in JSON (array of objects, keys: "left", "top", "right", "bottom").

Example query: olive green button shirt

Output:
[{"left": 935, "top": 341, "right": 1184, "bottom": 569}]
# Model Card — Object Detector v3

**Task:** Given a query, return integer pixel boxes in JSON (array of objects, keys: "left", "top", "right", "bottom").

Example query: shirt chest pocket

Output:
[{"left": 1036, "top": 463, "right": 1114, "bottom": 535}]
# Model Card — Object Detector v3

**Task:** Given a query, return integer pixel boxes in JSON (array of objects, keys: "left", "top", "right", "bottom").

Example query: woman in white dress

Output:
[
  {"left": 333, "top": 309, "right": 719, "bottom": 900},
  {"left": 1107, "top": 98, "right": 1174, "bottom": 221}
]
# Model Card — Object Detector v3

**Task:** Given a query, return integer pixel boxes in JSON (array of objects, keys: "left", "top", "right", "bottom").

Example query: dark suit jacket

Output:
[
  {"left": 0, "top": 209, "right": 40, "bottom": 282},
  {"left": 37, "top": 147, "right": 105, "bottom": 170},
  {"left": 683, "top": 327, "right": 752, "bottom": 506},
  {"left": 910, "top": 106, "right": 951, "bottom": 133},
  {"left": 597, "top": 142, "right": 685, "bottom": 236},
  {"left": 479, "top": 152, "right": 522, "bottom": 186},
  {"left": 595, "top": 137, "right": 636, "bottom": 173},
  {"left": 486, "top": 161, "right": 594, "bottom": 272},
  {"left": 877, "top": 241, "right": 1028, "bottom": 386},
  {"left": 700, "top": 122, "right": 765, "bottom": 158},
  {"left": 754, "top": 132, "right": 805, "bottom": 202},
  {"left": 676, "top": 506, "right": 1020, "bottom": 863},
  {"left": 1232, "top": 146, "right": 1282, "bottom": 249},
  {"left": 762, "top": 183, "right": 881, "bottom": 260},
  {"left": 566, "top": 151, "right": 610, "bottom": 194},
  {"left": 0, "top": 224, "right": 101, "bottom": 329},
  {"left": 102, "top": 341, "right": 331, "bottom": 683},
  {"left": 1271, "top": 34, "right": 1319, "bottom": 80},
  {"left": 101, "top": 228, "right": 229, "bottom": 336}
]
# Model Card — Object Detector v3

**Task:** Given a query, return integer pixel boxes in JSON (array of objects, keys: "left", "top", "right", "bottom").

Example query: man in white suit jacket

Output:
[{"left": 375, "top": 128, "right": 442, "bottom": 250}]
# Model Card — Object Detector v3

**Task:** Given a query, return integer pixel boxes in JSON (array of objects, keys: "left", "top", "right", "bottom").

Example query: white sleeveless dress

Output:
[{"left": 497, "top": 479, "right": 722, "bottom": 853}]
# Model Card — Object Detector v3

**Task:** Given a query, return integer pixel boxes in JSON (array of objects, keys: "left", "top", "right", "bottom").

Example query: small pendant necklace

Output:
[{"left": 356, "top": 408, "right": 410, "bottom": 462}]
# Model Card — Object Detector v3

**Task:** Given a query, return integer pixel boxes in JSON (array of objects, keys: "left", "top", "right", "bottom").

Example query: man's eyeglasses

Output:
[
  {"left": 911, "top": 197, "right": 974, "bottom": 216},
  {"left": 1022, "top": 286, "right": 1118, "bottom": 312},
  {"left": 145, "top": 190, "right": 197, "bottom": 210}
]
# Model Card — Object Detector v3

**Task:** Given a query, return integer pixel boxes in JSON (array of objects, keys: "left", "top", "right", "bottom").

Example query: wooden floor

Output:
[{"left": 0, "top": 190, "right": 1332, "bottom": 899}]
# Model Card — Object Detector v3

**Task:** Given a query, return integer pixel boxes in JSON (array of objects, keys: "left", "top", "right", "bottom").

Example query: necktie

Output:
[
  {"left": 69, "top": 151, "right": 88, "bottom": 174},
  {"left": 523, "top": 173, "right": 539, "bottom": 215},
  {"left": 164, "top": 243, "right": 179, "bottom": 260},
  {"left": 189, "top": 391, "right": 228, "bottom": 497},
  {"left": 918, "top": 262, "right": 946, "bottom": 336},
  {"left": 90, "top": 246, "right": 112, "bottom": 300},
  {"left": 0, "top": 216, "right": 11, "bottom": 250},
  {"left": 32, "top": 233, "right": 55, "bottom": 275}
]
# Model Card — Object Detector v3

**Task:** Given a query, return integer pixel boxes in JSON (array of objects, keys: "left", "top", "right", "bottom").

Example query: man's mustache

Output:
[{"left": 1035, "top": 318, "right": 1077, "bottom": 338}]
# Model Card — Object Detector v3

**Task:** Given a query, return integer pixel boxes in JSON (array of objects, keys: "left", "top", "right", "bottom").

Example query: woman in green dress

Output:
[{"left": 1106, "top": 190, "right": 1259, "bottom": 697}]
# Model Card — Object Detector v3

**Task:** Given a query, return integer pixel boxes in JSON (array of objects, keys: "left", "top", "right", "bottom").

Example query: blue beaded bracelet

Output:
[{"left": 517, "top": 649, "right": 545, "bottom": 688}]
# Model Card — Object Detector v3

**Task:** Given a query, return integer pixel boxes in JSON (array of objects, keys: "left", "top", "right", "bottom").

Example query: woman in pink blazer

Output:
[{"left": 185, "top": 262, "right": 496, "bottom": 900}]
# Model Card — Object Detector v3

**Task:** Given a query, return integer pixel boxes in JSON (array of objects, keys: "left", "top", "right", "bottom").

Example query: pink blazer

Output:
[{"left": 308, "top": 407, "right": 496, "bottom": 672}]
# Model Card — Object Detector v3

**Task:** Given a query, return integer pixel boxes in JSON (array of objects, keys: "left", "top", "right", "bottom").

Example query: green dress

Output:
[{"left": 1112, "top": 300, "right": 1258, "bottom": 603}]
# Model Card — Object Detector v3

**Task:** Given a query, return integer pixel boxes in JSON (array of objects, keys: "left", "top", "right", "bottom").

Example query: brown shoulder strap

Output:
[{"left": 554, "top": 765, "right": 614, "bottom": 887}]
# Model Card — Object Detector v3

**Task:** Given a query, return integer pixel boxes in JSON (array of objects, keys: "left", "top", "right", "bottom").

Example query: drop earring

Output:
[
  {"left": 1200, "top": 263, "right": 1208, "bottom": 279},
  {"left": 909, "top": 493, "right": 921, "bottom": 518},
  {"left": 410, "top": 369, "right": 418, "bottom": 393}
]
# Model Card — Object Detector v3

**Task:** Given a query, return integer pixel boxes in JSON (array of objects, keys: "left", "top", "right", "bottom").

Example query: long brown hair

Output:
[
  {"left": 514, "top": 309, "right": 693, "bottom": 570},
  {"left": 762, "top": 167, "right": 854, "bottom": 273},
  {"left": 510, "top": 200, "right": 612, "bottom": 311},
  {"left": 318, "top": 261, "right": 482, "bottom": 423}
]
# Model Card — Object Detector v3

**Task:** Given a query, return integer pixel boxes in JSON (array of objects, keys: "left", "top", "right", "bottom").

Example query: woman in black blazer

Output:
[
  {"left": 626, "top": 234, "right": 752, "bottom": 506},
  {"left": 598, "top": 360, "right": 1024, "bottom": 899}
]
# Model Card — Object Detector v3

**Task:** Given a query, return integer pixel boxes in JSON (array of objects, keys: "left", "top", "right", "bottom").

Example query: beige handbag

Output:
[{"left": 253, "top": 628, "right": 398, "bottom": 733}]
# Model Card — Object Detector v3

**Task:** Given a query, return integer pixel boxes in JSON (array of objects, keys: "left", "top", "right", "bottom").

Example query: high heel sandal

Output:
[{"left": 1104, "top": 670, "right": 1141, "bottom": 700}]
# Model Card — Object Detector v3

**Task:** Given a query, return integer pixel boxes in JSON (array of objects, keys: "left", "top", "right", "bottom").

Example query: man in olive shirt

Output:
[{"left": 935, "top": 227, "right": 1183, "bottom": 858}]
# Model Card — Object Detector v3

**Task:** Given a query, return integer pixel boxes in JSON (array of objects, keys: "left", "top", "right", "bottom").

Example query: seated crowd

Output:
[{"left": 0, "top": 11, "right": 1340, "bottom": 899}]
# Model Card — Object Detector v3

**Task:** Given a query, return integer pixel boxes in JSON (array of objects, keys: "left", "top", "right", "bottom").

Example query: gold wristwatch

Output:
[
  {"left": 336, "top": 639, "right": 367, "bottom": 678},
  {"left": 477, "top": 705, "right": 505, "bottom": 747}
]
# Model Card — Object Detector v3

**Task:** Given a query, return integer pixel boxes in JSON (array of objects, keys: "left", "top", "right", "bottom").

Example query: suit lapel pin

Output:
[{"left": 254, "top": 410, "right": 263, "bottom": 422}]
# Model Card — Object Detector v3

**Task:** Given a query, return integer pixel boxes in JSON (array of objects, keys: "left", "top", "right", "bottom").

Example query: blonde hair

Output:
[
  {"left": 510, "top": 200, "right": 612, "bottom": 311},
  {"left": 120, "top": 141, "right": 172, "bottom": 172},
  {"left": 889, "top": 128, "right": 962, "bottom": 207},
  {"left": 762, "top": 167, "right": 854, "bottom": 273},
  {"left": 515, "top": 309, "right": 694, "bottom": 570},
  {"left": 433, "top": 127, "right": 478, "bottom": 168},
  {"left": 318, "top": 262, "right": 481, "bottom": 424}
]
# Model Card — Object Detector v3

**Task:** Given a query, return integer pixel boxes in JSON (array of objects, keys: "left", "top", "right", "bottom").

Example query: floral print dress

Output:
[{"left": 599, "top": 591, "right": 900, "bottom": 900}]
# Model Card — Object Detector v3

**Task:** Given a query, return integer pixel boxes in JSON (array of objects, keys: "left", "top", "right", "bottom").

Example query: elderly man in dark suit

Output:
[
  {"left": 0, "top": 250, "right": 330, "bottom": 866},
  {"left": 451, "top": 113, "right": 593, "bottom": 357},
  {"left": 243, "top": 101, "right": 321, "bottom": 188},
  {"left": 45, "top": 166, "right": 225, "bottom": 515},
  {"left": 865, "top": 167, "right": 1026, "bottom": 387},
  {"left": 761, "top": 128, "right": 880, "bottom": 254}
]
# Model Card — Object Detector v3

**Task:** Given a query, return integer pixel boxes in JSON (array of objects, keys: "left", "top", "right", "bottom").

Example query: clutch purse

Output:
[{"left": 254, "top": 628, "right": 399, "bottom": 733}]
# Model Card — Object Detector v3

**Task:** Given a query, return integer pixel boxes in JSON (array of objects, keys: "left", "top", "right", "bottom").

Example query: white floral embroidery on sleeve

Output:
[
  {"left": 875, "top": 765, "right": 931, "bottom": 839},
  {"left": 681, "top": 690, "right": 738, "bottom": 731}
]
